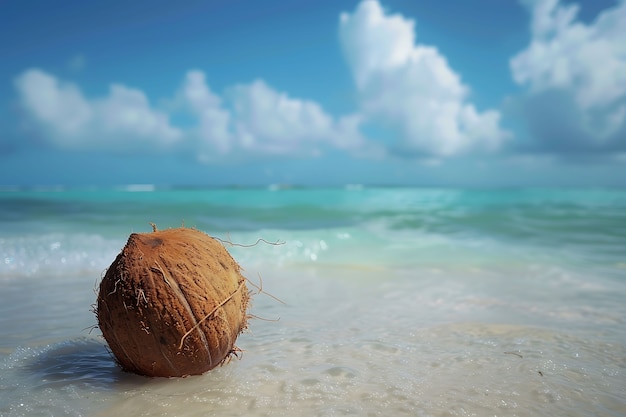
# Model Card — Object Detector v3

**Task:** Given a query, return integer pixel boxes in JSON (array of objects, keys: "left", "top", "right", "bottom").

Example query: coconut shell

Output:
[{"left": 96, "top": 227, "right": 249, "bottom": 377}]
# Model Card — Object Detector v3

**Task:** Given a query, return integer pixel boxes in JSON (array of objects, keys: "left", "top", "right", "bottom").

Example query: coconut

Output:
[{"left": 96, "top": 226, "right": 249, "bottom": 377}]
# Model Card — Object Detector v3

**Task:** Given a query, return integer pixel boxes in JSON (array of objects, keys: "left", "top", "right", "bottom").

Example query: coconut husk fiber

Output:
[{"left": 96, "top": 226, "right": 249, "bottom": 377}]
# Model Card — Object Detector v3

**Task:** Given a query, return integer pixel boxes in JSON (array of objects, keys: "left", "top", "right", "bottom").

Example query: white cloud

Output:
[
  {"left": 231, "top": 79, "right": 333, "bottom": 155},
  {"left": 15, "top": 69, "right": 92, "bottom": 144},
  {"left": 179, "top": 70, "right": 232, "bottom": 157},
  {"left": 339, "top": 0, "right": 509, "bottom": 158},
  {"left": 95, "top": 84, "right": 182, "bottom": 146},
  {"left": 229, "top": 79, "right": 365, "bottom": 156},
  {"left": 177, "top": 72, "right": 367, "bottom": 159},
  {"left": 15, "top": 69, "right": 182, "bottom": 151},
  {"left": 16, "top": 68, "right": 367, "bottom": 161},
  {"left": 511, "top": 0, "right": 626, "bottom": 144}
]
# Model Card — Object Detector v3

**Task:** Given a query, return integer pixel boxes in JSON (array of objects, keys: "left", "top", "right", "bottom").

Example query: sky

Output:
[{"left": 1, "top": 0, "right": 625, "bottom": 187}]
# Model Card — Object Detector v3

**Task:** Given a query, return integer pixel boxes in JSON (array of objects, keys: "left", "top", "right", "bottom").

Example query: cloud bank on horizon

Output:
[{"left": 11, "top": 0, "right": 626, "bottom": 166}]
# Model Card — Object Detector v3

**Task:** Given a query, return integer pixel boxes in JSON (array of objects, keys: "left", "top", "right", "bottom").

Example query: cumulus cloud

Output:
[
  {"left": 177, "top": 71, "right": 367, "bottom": 161},
  {"left": 339, "top": 0, "right": 509, "bottom": 158},
  {"left": 15, "top": 68, "right": 367, "bottom": 161},
  {"left": 179, "top": 70, "right": 232, "bottom": 156},
  {"left": 15, "top": 69, "right": 182, "bottom": 152},
  {"left": 510, "top": 0, "right": 626, "bottom": 153},
  {"left": 229, "top": 79, "right": 365, "bottom": 156}
]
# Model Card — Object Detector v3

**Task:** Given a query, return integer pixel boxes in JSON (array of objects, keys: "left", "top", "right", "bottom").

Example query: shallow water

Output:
[{"left": 1, "top": 187, "right": 625, "bottom": 416}]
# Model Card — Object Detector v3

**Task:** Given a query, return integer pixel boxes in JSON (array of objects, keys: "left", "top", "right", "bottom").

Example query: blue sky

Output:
[{"left": 1, "top": 0, "right": 625, "bottom": 187}]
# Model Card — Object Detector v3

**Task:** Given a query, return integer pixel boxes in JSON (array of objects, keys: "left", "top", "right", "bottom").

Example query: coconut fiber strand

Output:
[{"left": 97, "top": 227, "right": 249, "bottom": 377}]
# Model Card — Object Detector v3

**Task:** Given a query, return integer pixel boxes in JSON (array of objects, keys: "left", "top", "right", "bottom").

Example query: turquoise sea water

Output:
[{"left": 1, "top": 187, "right": 625, "bottom": 416}]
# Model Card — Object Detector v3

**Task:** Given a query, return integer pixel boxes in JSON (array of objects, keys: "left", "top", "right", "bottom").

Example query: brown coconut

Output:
[{"left": 96, "top": 226, "right": 249, "bottom": 377}]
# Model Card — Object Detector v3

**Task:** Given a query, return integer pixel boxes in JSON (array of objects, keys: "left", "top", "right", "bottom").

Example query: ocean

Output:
[{"left": 0, "top": 186, "right": 625, "bottom": 416}]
